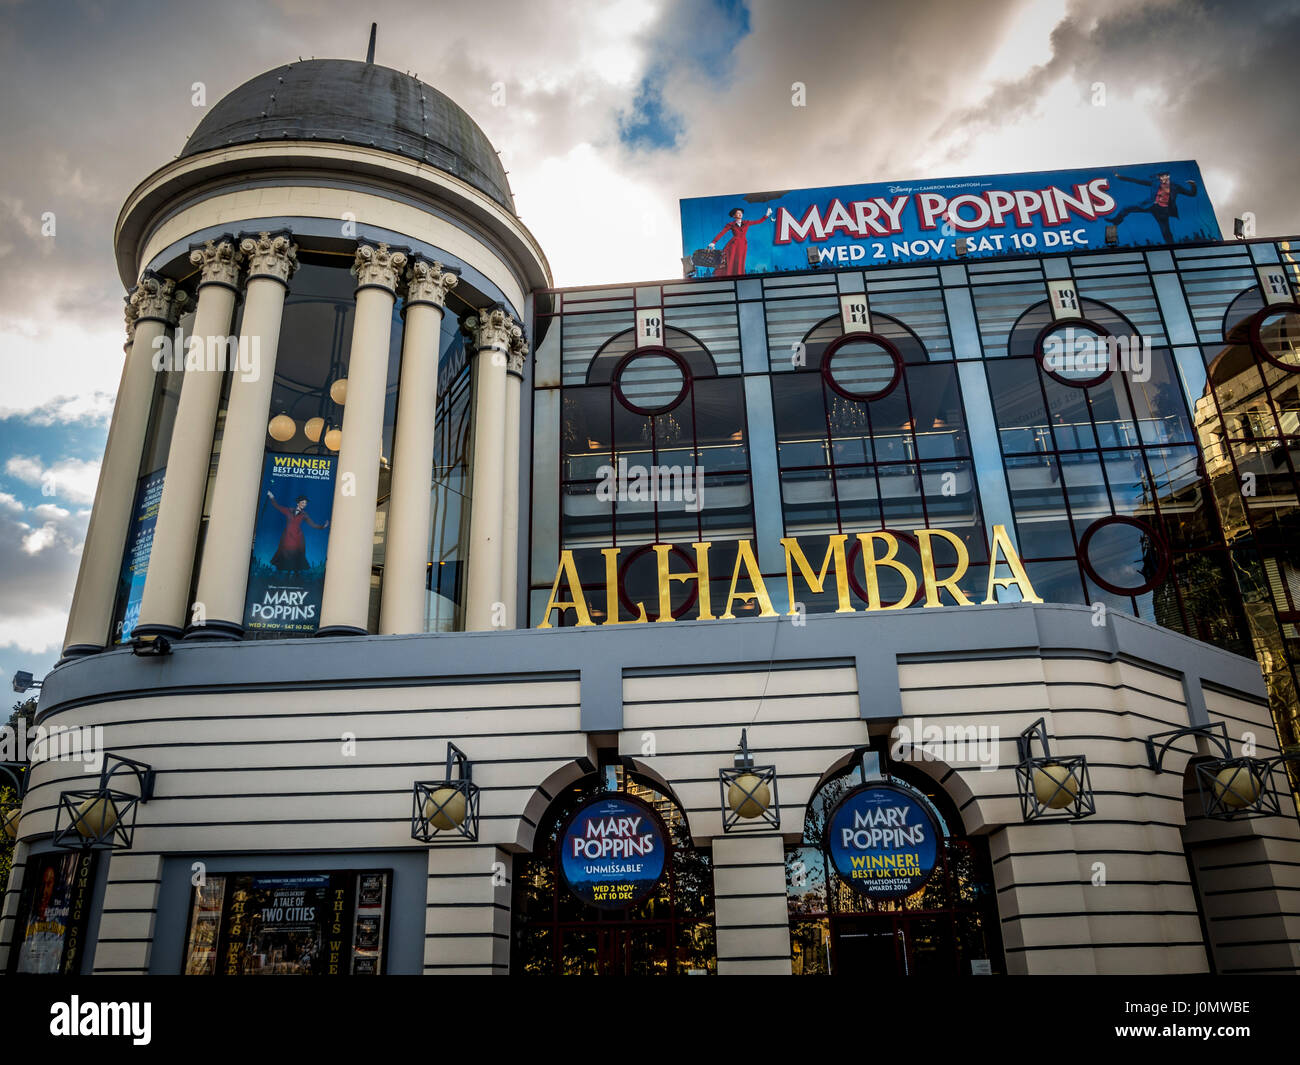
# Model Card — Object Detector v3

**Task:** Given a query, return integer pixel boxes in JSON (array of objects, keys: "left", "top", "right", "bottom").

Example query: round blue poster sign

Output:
[
  {"left": 560, "top": 795, "right": 667, "bottom": 909},
  {"left": 826, "top": 783, "right": 941, "bottom": 899}
]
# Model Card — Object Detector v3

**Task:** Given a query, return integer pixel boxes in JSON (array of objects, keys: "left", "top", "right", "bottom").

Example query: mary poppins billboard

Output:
[{"left": 680, "top": 160, "right": 1219, "bottom": 275}]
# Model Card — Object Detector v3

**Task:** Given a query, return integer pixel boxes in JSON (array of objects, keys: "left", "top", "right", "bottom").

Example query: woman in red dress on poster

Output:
[
  {"left": 266, "top": 492, "right": 329, "bottom": 574},
  {"left": 709, "top": 206, "right": 774, "bottom": 276}
]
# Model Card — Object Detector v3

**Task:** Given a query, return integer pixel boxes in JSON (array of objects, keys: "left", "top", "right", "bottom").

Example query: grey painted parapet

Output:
[{"left": 37, "top": 602, "right": 1268, "bottom": 733}]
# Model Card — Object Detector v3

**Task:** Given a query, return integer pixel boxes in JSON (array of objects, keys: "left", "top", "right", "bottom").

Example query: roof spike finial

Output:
[{"left": 366, "top": 22, "right": 377, "bottom": 64}]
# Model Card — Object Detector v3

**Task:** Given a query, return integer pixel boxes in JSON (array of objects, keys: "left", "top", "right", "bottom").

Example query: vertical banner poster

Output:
[
  {"left": 560, "top": 795, "right": 667, "bottom": 909},
  {"left": 116, "top": 469, "right": 165, "bottom": 643},
  {"left": 826, "top": 783, "right": 941, "bottom": 900},
  {"left": 244, "top": 453, "right": 335, "bottom": 634},
  {"left": 680, "top": 160, "right": 1220, "bottom": 275},
  {"left": 10, "top": 851, "right": 97, "bottom": 975}
]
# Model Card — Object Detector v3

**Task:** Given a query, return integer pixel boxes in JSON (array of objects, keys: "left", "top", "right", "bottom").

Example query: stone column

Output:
[
  {"left": 61, "top": 276, "right": 187, "bottom": 656},
  {"left": 499, "top": 335, "right": 528, "bottom": 628},
  {"left": 91, "top": 852, "right": 165, "bottom": 974},
  {"left": 711, "top": 832, "right": 794, "bottom": 975},
  {"left": 423, "top": 845, "right": 512, "bottom": 974},
  {"left": 134, "top": 239, "right": 241, "bottom": 639},
  {"left": 464, "top": 308, "right": 521, "bottom": 631},
  {"left": 379, "top": 259, "right": 458, "bottom": 634},
  {"left": 189, "top": 232, "right": 298, "bottom": 638},
  {"left": 318, "top": 242, "right": 407, "bottom": 636}
]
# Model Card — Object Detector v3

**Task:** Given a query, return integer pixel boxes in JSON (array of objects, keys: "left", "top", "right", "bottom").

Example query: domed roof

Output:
[{"left": 181, "top": 59, "right": 514, "bottom": 212}]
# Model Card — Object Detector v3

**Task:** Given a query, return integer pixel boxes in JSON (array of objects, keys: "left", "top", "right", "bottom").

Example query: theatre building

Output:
[{"left": 4, "top": 54, "right": 1300, "bottom": 977}]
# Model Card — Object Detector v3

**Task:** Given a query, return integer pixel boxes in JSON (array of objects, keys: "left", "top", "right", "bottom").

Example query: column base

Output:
[
  {"left": 129, "top": 623, "right": 184, "bottom": 641},
  {"left": 315, "top": 624, "right": 368, "bottom": 638},
  {"left": 57, "top": 643, "right": 105, "bottom": 664},
  {"left": 183, "top": 619, "right": 243, "bottom": 641}
]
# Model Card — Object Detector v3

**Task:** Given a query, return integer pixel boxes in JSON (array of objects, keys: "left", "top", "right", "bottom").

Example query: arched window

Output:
[
  {"left": 771, "top": 311, "right": 983, "bottom": 610},
  {"left": 553, "top": 326, "right": 754, "bottom": 624},
  {"left": 511, "top": 766, "right": 716, "bottom": 975},
  {"left": 985, "top": 297, "right": 1250, "bottom": 653},
  {"left": 786, "top": 761, "right": 1002, "bottom": 976}
]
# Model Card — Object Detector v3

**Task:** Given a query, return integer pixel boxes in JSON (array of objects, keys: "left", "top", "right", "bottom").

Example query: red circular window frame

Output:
[
  {"left": 1247, "top": 301, "right": 1300, "bottom": 375},
  {"left": 821, "top": 332, "right": 905, "bottom": 402},
  {"left": 616, "top": 542, "right": 699, "bottom": 620},
  {"left": 611, "top": 347, "right": 693, "bottom": 416},
  {"left": 1032, "top": 317, "right": 1115, "bottom": 389},
  {"left": 1078, "top": 515, "right": 1170, "bottom": 597}
]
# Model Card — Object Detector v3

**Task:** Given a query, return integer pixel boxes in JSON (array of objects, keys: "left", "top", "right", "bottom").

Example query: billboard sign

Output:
[
  {"left": 680, "top": 160, "right": 1219, "bottom": 275},
  {"left": 115, "top": 469, "right": 165, "bottom": 643},
  {"left": 244, "top": 453, "right": 335, "bottom": 634}
]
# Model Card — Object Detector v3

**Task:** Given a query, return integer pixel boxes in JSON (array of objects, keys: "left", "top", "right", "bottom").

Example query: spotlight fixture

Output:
[
  {"left": 11, "top": 670, "right": 41, "bottom": 694},
  {"left": 1233, "top": 217, "right": 1245, "bottom": 239},
  {"left": 52, "top": 753, "right": 156, "bottom": 851},
  {"left": 954, "top": 238, "right": 969, "bottom": 257},
  {"left": 130, "top": 633, "right": 172, "bottom": 657},
  {"left": 1145, "top": 722, "right": 1278, "bottom": 820},
  {"left": 806, "top": 246, "right": 821, "bottom": 268},
  {"left": 1104, "top": 224, "right": 1119, "bottom": 246},
  {"left": 412, "top": 742, "right": 481, "bottom": 842},
  {"left": 718, "top": 728, "right": 780, "bottom": 832},
  {"left": 1015, "top": 717, "right": 1096, "bottom": 821}
]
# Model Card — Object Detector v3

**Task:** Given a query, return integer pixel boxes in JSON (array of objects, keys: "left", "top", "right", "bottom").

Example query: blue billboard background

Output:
[
  {"left": 115, "top": 468, "right": 164, "bottom": 643},
  {"left": 560, "top": 796, "right": 666, "bottom": 909},
  {"left": 681, "top": 160, "right": 1219, "bottom": 275},
  {"left": 827, "top": 784, "right": 941, "bottom": 899},
  {"left": 244, "top": 452, "right": 335, "bottom": 634}
]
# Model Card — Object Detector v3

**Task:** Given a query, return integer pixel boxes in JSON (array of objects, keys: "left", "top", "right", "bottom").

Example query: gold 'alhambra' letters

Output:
[{"left": 536, "top": 524, "right": 1041, "bottom": 628}]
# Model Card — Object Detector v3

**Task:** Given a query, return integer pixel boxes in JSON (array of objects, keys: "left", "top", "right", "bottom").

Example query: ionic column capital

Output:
[
  {"left": 352, "top": 242, "right": 407, "bottom": 293},
  {"left": 189, "top": 238, "right": 241, "bottom": 290},
  {"left": 239, "top": 231, "right": 298, "bottom": 285},
  {"left": 405, "top": 258, "right": 459, "bottom": 308},
  {"left": 127, "top": 273, "right": 189, "bottom": 338},
  {"left": 467, "top": 306, "right": 523, "bottom": 354}
]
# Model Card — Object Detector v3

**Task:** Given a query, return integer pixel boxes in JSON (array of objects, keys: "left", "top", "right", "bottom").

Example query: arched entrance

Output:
[
  {"left": 511, "top": 766, "right": 716, "bottom": 975},
  {"left": 786, "top": 761, "right": 1004, "bottom": 976}
]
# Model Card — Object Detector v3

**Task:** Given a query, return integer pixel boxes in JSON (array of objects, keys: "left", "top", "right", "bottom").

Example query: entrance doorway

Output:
[
  {"left": 511, "top": 767, "right": 716, "bottom": 975},
  {"left": 787, "top": 764, "right": 1004, "bottom": 976}
]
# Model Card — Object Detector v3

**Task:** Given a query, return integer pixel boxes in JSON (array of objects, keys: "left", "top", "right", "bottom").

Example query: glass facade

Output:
[{"left": 531, "top": 240, "right": 1300, "bottom": 787}]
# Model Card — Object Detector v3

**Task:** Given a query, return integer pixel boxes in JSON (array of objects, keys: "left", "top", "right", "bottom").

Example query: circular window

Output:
[
  {"left": 618, "top": 543, "right": 698, "bottom": 620},
  {"left": 822, "top": 333, "right": 904, "bottom": 401},
  {"left": 612, "top": 347, "right": 691, "bottom": 415},
  {"left": 847, "top": 530, "right": 922, "bottom": 608},
  {"left": 1079, "top": 515, "right": 1169, "bottom": 596},
  {"left": 1033, "top": 318, "right": 1114, "bottom": 387},
  {"left": 1249, "top": 302, "right": 1300, "bottom": 373}
]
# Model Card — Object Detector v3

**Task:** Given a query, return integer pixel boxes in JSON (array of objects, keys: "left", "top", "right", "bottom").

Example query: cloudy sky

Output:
[{"left": 0, "top": 0, "right": 1297, "bottom": 686}]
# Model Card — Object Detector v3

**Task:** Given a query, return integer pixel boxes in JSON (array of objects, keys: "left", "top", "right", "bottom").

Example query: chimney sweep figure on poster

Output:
[{"left": 1106, "top": 170, "right": 1199, "bottom": 245}]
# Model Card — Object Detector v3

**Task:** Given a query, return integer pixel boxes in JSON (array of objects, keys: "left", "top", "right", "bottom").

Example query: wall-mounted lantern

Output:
[
  {"left": 1015, "top": 718, "right": 1096, "bottom": 821},
  {"left": 412, "top": 742, "right": 481, "bottom": 842},
  {"left": 52, "top": 753, "right": 156, "bottom": 850},
  {"left": 1145, "top": 722, "right": 1279, "bottom": 820},
  {"left": 719, "top": 728, "right": 780, "bottom": 832}
]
